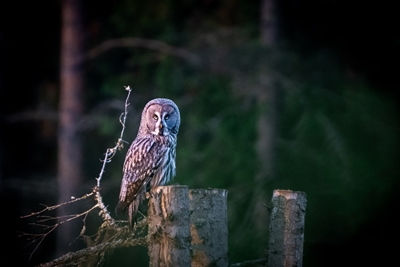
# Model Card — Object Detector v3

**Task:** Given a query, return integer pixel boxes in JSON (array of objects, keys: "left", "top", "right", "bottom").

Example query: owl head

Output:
[{"left": 138, "top": 98, "right": 180, "bottom": 137}]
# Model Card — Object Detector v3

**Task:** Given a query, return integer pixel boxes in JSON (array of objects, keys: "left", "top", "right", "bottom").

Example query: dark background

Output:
[{"left": 1, "top": 0, "right": 399, "bottom": 266}]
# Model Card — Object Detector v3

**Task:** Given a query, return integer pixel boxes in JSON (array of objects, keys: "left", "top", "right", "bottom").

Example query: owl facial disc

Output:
[{"left": 151, "top": 111, "right": 170, "bottom": 136}]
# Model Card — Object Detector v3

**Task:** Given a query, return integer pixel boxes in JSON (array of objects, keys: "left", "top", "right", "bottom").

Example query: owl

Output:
[{"left": 115, "top": 98, "right": 180, "bottom": 228}]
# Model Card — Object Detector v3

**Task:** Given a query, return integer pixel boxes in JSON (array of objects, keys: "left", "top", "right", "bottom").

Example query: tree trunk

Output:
[
  {"left": 148, "top": 185, "right": 191, "bottom": 267},
  {"left": 268, "top": 190, "right": 307, "bottom": 267},
  {"left": 56, "top": 0, "right": 84, "bottom": 256},
  {"left": 256, "top": 0, "right": 278, "bottom": 182},
  {"left": 260, "top": 0, "right": 277, "bottom": 46},
  {"left": 189, "top": 189, "right": 229, "bottom": 267},
  {"left": 251, "top": 0, "right": 279, "bottom": 251}
]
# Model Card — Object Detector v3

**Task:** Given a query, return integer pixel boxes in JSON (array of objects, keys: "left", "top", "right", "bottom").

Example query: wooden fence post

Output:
[
  {"left": 148, "top": 185, "right": 191, "bottom": 267},
  {"left": 189, "top": 188, "right": 229, "bottom": 267},
  {"left": 268, "top": 190, "right": 307, "bottom": 267}
]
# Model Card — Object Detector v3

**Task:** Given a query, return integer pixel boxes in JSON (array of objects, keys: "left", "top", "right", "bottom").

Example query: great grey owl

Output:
[{"left": 115, "top": 98, "right": 180, "bottom": 228}]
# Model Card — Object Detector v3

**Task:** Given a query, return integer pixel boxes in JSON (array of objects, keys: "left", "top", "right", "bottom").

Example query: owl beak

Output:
[{"left": 159, "top": 123, "right": 163, "bottom": 129}]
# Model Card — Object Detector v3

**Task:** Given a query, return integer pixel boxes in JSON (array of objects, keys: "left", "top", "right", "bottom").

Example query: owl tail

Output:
[
  {"left": 115, "top": 201, "right": 128, "bottom": 217},
  {"left": 128, "top": 200, "right": 139, "bottom": 229},
  {"left": 116, "top": 192, "right": 146, "bottom": 230}
]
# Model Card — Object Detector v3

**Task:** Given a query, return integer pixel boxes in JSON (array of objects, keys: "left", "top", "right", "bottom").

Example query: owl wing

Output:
[{"left": 116, "top": 137, "right": 168, "bottom": 215}]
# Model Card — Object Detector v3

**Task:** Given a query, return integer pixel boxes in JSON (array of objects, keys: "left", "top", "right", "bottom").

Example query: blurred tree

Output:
[
  {"left": 251, "top": 0, "right": 279, "bottom": 250},
  {"left": 57, "top": 0, "right": 85, "bottom": 256}
]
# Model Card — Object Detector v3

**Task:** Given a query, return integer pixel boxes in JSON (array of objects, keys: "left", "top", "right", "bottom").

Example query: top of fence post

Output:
[{"left": 268, "top": 189, "right": 307, "bottom": 267}]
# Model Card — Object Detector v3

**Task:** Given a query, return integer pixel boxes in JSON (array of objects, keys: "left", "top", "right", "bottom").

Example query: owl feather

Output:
[{"left": 115, "top": 98, "right": 180, "bottom": 229}]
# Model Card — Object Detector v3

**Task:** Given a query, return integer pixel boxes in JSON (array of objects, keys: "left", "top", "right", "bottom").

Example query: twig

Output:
[
  {"left": 94, "top": 85, "right": 132, "bottom": 226},
  {"left": 19, "top": 190, "right": 97, "bottom": 262},
  {"left": 96, "top": 85, "right": 131, "bottom": 187},
  {"left": 20, "top": 192, "right": 94, "bottom": 219}
]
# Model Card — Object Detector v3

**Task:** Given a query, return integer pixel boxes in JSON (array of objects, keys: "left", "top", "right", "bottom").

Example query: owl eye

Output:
[
  {"left": 165, "top": 114, "right": 170, "bottom": 120},
  {"left": 153, "top": 114, "right": 158, "bottom": 121}
]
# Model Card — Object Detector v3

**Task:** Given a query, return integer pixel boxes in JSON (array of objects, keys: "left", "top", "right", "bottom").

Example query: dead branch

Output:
[
  {"left": 93, "top": 85, "right": 132, "bottom": 226},
  {"left": 37, "top": 236, "right": 148, "bottom": 267},
  {"left": 37, "top": 217, "right": 148, "bottom": 267},
  {"left": 85, "top": 37, "right": 201, "bottom": 65},
  {"left": 19, "top": 86, "right": 133, "bottom": 264},
  {"left": 20, "top": 192, "right": 94, "bottom": 219},
  {"left": 19, "top": 190, "right": 97, "bottom": 260}
]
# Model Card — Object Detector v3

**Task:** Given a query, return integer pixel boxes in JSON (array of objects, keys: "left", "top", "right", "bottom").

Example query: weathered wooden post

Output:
[
  {"left": 148, "top": 185, "right": 191, "bottom": 267},
  {"left": 268, "top": 190, "right": 307, "bottom": 267},
  {"left": 189, "top": 188, "right": 229, "bottom": 267}
]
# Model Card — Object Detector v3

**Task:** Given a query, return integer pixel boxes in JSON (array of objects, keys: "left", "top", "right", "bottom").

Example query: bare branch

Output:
[
  {"left": 96, "top": 86, "right": 131, "bottom": 187},
  {"left": 20, "top": 192, "right": 94, "bottom": 219},
  {"left": 19, "top": 189, "right": 99, "bottom": 261},
  {"left": 37, "top": 218, "right": 148, "bottom": 267},
  {"left": 37, "top": 236, "right": 148, "bottom": 267},
  {"left": 93, "top": 86, "right": 132, "bottom": 226},
  {"left": 85, "top": 37, "right": 201, "bottom": 65},
  {"left": 19, "top": 87, "right": 133, "bottom": 263}
]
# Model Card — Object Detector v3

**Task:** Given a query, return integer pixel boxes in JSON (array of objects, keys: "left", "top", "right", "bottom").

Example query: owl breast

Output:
[{"left": 149, "top": 134, "right": 177, "bottom": 188}]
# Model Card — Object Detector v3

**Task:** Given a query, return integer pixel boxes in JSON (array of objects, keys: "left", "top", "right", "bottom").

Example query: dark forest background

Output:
[{"left": 1, "top": 0, "right": 399, "bottom": 266}]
